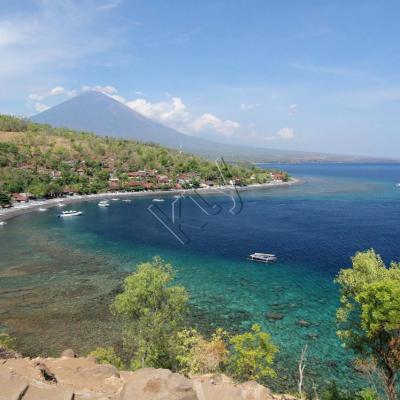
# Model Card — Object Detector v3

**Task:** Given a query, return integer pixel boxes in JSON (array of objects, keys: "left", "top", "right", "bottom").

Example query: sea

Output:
[{"left": 1, "top": 163, "right": 400, "bottom": 392}]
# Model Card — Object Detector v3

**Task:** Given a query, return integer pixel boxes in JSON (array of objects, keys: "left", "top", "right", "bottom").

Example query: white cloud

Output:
[
  {"left": 126, "top": 97, "right": 189, "bottom": 125},
  {"left": 97, "top": 0, "right": 123, "bottom": 11},
  {"left": 264, "top": 127, "right": 295, "bottom": 141},
  {"left": 82, "top": 85, "right": 118, "bottom": 95},
  {"left": 66, "top": 90, "right": 77, "bottom": 97},
  {"left": 190, "top": 113, "right": 241, "bottom": 136},
  {"left": 49, "top": 86, "right": 66, "bottom": 96},
  {"left": 28, "top": 94, "right": 43, "bottom": 101},
  {"left": 240, "top": 103, "right": 258, "bottom": 111},
  {"left": 277, "top": 127, "right": 295, "bottom": 140},
  {"left": 289, "top": 103, "right": 298, "bottom": 115},
  {"left": 34, "top": 103, "right": 50, "bottom": 113}
]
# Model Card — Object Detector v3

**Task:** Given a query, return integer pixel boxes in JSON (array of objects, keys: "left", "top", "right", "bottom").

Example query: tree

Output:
[
  {"left": 175, "top": 328, "right": 228, "bottom": 374},
  {"left": 111, "top": 257, "right": 188, "bottom": 370},
  {"left": 228, "top": 324, "right": 278, "bottom": 382},
  {"left": 335, "top": 249, "right": 400, "bottom": 400},
  {"left": 0, "top": 192, "right": 11, "bottom": 208}
]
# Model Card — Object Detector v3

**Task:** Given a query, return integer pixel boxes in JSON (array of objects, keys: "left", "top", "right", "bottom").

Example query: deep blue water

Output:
[{"left": 1, "top": 163, "right": 400, "bottom": 391}]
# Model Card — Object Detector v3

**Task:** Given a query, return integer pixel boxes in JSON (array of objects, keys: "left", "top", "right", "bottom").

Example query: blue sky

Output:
[{"left": 1, "top": 0, "right": 400, "bottom": 157}]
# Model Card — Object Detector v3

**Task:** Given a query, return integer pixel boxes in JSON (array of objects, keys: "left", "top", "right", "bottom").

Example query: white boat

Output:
[
  {"left": 0, "top": 221, "right": 6, "bottom": 226},
  {"left": 152, "top": 198, "right": 165, "bottom": 202},
  {"left": 58, "top": 210, "right": 83, "bottom": 218},
  {"left": 111, "top": 198, "right": 119, "bottom": 201},
  {"left": 249, "top": 253, "right": 277, "bottom": 263},
  {"left": 38, "top": 208, "right": 48, "bottom": 212},
  {"left": 122, "top": 199, "right": 132, "bottom": 202},
  {"left": 98, "top": 201, "right": 110, "bottom": 207},
  {"left": 57, "top": 203, "right": 66, "bottom": 208}
]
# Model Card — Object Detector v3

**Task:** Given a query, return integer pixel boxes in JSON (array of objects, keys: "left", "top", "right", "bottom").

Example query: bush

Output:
[
  {"left": 228, "top": 324, "right": 278, "bottom": 382},
  {"left": 175, "top": 328, "right": 228, "bottom": 374},
  {"left": 88, "top": 347, "right": 124, "bottom": 369},
  {"left": 0, "top": 333, "right": 16, "bottom": 350}
]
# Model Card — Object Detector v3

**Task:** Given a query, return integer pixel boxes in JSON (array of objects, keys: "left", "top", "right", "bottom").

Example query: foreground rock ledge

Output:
[{"left": 0, "top": 350, "right": 298, "bottom": 400}]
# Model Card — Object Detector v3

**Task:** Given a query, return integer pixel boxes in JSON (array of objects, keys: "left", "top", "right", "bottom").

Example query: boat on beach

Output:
[
  {"left": 58, "top": 210, "right": 83, "bottom": 218},
  {"left": 249, "top": 253, "right": 277, "bottom": 263}
]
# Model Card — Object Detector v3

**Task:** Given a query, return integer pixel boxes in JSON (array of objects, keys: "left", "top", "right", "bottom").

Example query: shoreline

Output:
[{"left": 0, "top": 177, "right": 301, "bottom": 223}]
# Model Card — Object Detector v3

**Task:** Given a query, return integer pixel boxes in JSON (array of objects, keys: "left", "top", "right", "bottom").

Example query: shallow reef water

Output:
[{"left": 1, "top": 163, "right": 400, "bottom": 392}]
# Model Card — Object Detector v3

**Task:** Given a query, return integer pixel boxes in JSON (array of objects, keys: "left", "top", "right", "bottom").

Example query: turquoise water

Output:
[{"left": 1, "top": 163, "right": 400, "bottom": 392}]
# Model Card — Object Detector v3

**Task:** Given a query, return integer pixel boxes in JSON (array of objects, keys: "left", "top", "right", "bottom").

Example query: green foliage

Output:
[
  {"left": 175, "top": 328, "right": 228, "bottom": 374},
  {"left": 88, "top": 346, "right": 124, "bottom": 369},
  {"left": 0, "top": 191, "right": 11, "bottom": 207},
  {"left": 320, "top": 383, "right": 379, "bottom": 400},
  {"left": 335, "top": 249, "right": 400, "bottom": 400},
  {"left": 111, "top": 257, "right": 188, "bottom": 370},
  {"left": 0, "top": 333, "right": 16, "bottom": 350},
  {"left": 228, "top": 324, "right": 278, "bottom": 382},
  {"left": 0, "top": 114, "right": 288, "bottom": 199}
]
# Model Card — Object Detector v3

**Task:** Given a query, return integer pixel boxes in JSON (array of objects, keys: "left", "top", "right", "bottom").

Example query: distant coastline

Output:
[{"left": 0, "top": 178, "right": 301, "bottom": 223}]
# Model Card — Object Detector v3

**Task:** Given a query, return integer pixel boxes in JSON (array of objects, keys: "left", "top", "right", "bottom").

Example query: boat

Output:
[
  {"left": 0, "top": 221, "right": 6, "bottom": 226},
  {"left": 111, "top": 198, "right": 119, "bottom": 201},
  {"left": 152, "top": 198, "right": 165, "bottom": 202},
  {"left": 57, "top": 203, "right": 66, "bottom": 208},
  {"left": 98, "top": 201, "right": 110, "bottom": 207},
  {"left": 58, "top": 210, "right": 83, "bottom": 218},
  {"left": 122, "top": 199, "right": 132, "bottom": 202},
  {"left": 249, "top": 253, "right": 277, "bottom": 263},
  {"left": 38, "top": 208, "right": 48, "bottom": 212}
]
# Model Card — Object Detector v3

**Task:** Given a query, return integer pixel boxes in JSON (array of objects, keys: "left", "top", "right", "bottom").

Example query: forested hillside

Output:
[{"left": 0, "top": 115, "right": 288, "bottom": 201}]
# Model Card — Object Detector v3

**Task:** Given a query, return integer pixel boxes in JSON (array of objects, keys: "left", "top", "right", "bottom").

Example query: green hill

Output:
[{"left": 0, "top": 115, "right": 288, "bottom": 202}]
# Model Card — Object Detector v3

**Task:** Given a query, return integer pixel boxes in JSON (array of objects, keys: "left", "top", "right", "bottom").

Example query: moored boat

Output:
[
  {"left": 38, "top": 208, "right": 48, "bottom": 212},
  {"left": 0, "top": 221, "right": 6, "bottom": 226},
  {"left": 98, "top": 201, "right": 110, "bottom": 207},
  {"left": 58, "top": 210, "right": 83, "bottom": 218},
  {"left": 152, "top": 198, "right": 165, "bottom": 202},
  {"left": 249, "top": 253, "right": 277, "bottom": 263}
]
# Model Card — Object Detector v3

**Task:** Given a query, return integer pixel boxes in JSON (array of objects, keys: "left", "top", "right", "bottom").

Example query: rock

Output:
[
  {"left": 34, "top": 361, "right": 57, "bottom": 383},
  {"left": 0, "top": 373, "right": 29, "bottom": 400},
  {"left": 307, "top": 333, "right": 319, "bottom": 340},
  {"left": 239, "top": 380, "right": 274, "bottom": 399},
  {"left": 23, "top": 385, "right": 74, "bottom": 400},
  {"left": 61, "top": 349, "right": 76, "bottom": 358},
  {"left": 120, "top": 368, "right": 196, "bottom": 400},
  {"left": 266, "top": 312, "right": 284, "bottom": 321},
  {"left": 296, "top": 320, "right": 310, "bottom": 328}
]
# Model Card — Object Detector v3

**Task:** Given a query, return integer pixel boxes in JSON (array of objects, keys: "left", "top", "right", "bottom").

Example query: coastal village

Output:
[{"left": 0, "top": 116, "right": 289, "bottom": 208}]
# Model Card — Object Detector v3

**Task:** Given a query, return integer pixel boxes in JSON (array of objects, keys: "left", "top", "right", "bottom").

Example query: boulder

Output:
[
  {"left": 296, "top": 320, "right": 310, "bottom": 328},
  {"left": 120, "top": 368, "right": 196, "bottom": 400},
  {"left": 61, "top": 349, "right": 76, "bottom": 358},
  {"left": 0, "top": 373, "right": 29, "bottom": 400},
  {"left": 23, "top": 385, "right": 74, "bottom": 400},
  {"left": 266, "top": 312, "right": 284, "bottom": 321}
]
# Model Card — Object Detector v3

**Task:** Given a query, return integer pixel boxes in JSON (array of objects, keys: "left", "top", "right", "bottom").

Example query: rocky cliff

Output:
[{"left": 0, "top": 348, "right": 298, "bottom": 400}]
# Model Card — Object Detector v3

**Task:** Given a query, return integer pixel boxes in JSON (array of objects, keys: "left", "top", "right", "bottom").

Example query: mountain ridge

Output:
[{"left": 32, "top": 91, "right": 397, "bottom": 163}]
